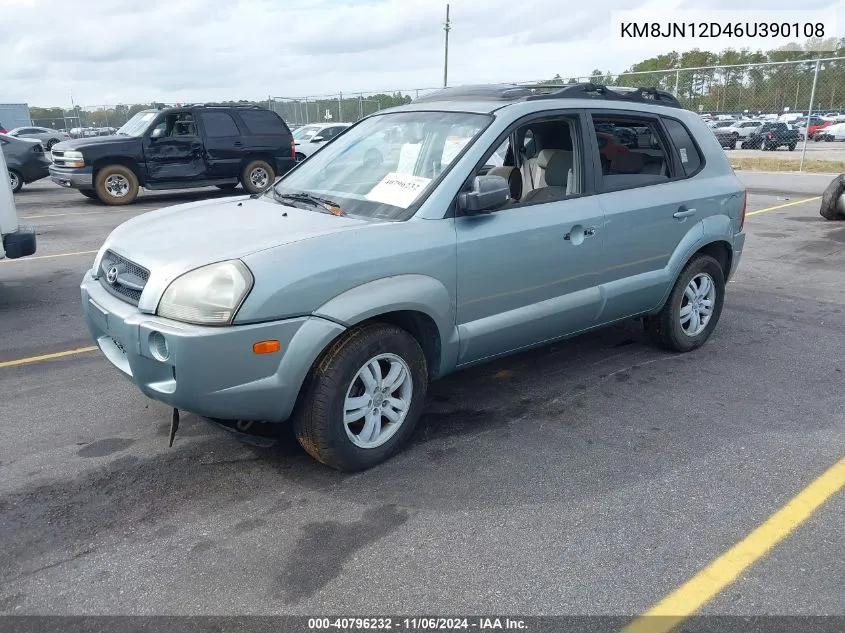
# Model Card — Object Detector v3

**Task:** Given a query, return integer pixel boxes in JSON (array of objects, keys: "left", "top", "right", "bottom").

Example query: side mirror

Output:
[
  {"left": 458, "top": 174, "right": 510, "bottom": 214},
  {"left": 150, "top": 128, "right": 165, "bottom": 139},
  {"left": 311, "top": 136, "right": 325, "bottom": 143}
]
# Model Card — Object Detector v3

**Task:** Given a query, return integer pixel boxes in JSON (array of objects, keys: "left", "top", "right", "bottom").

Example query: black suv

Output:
[
  {"left": 48, "top": 105, "right": 297, "bottom": 205},
  {"left": 741, "top": 122, "right": 800, "bottom": 151}
]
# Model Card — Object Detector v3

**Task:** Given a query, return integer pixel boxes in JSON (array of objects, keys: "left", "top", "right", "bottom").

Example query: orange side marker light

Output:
[{"left": 253, "top": 340, "right": 281, "bottom": 354}]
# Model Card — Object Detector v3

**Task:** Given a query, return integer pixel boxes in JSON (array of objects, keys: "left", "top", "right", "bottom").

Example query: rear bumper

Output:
[
  {"left": 49, "top": 165, "right": 93, "bottom": 189},
  {"left": 2, "top": 226, "right": 37, "bottom": 259},
  {"left": 21, "top": 158, "right": 51, "bottom": 183},
  {"left": 728, "top": 231, "right": 746, "bottom": 281}
]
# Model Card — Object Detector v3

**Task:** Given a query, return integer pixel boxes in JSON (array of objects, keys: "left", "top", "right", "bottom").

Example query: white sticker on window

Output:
[
  {"left": 397, "top": 143, "right": 422, "bottom": 173},
  {"left": 679, "top": 147, "right": 688, "bottom": 163},
  {"left": 365, "top": 172, "right": 432, "bottom": 208},
  {"left": 441, "top": 136, "right": 471, "bottom": 165}
]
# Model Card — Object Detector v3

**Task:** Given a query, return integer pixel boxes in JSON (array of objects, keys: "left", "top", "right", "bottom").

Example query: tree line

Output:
[
  {"left": 28, "top": 94, "right": 414, "bottom": 130},
  {"left": 531, "top": 37, "right": 845, "bottom": 113}
]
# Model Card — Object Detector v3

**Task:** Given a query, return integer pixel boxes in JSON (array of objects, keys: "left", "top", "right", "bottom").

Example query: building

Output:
[{"left": 0, "top": 104, "right": 32, "bottom": 131}]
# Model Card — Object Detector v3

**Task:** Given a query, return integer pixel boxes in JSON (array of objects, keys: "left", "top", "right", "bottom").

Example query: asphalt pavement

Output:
[{"left": 0, "top": 180, "right": 842, "bottom": 619}]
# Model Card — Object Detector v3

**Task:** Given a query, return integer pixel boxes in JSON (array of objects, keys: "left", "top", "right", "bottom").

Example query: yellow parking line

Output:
[
  {"left": 746, "top": 196, "right": 821, "bottom": 217},
  {"left": 0, "top": 249, "right": 97, "bottom": 263},
  {"left": 621, "top": 456, "right": 845, "bottom": 633},
  {"left": 0, "top": 346, "right": 98, "bottom": 369}
]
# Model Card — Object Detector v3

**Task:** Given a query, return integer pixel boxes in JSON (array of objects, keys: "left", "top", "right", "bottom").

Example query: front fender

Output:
[{"left": 313, "top": 274, "right": 460, "bottom": 375}]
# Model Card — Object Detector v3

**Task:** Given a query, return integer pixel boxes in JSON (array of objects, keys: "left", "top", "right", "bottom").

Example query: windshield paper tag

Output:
[{"left": 365, "top": 172, "right": 432, "bottom": 208}]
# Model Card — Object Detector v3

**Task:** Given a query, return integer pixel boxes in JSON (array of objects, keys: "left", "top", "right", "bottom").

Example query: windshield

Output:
[
  {"left": 293, "top": 125, "right": 324, "bottom": 141},
  {"left": 116, "top": 111, "right": 158, "bottom": 137},
  {"left": 271, "top": 110, "right": 491, "bottom": 220}
]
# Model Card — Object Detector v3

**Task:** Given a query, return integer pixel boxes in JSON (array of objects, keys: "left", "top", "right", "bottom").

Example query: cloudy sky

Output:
[{"left": 1, "top": 0, "right": 842, "bottom": 108}]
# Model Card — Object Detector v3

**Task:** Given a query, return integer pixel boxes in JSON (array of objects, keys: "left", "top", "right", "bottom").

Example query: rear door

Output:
[
  {"left": 589, "top": 111, "right": 710, "bottom": 321},
  {"left": 236, "top": 109, "right": 295, "bottom": 175},
  {"left": 197, "top": 110, "right": 243, "bottom": 179}
]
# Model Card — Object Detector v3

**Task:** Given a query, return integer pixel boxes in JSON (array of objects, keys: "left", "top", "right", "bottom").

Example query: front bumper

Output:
[
  {"left": 49, "top": 165, "right": 93, "bottom": 189},
  {"left": 80, "top": 273, "right": 346, "bottom": 422}
]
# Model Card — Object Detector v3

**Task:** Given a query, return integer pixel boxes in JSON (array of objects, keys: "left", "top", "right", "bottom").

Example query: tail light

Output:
[
  {"left": 740, "top": 190, "right": 747, "bottom": 230},
  {"left": 767, "top": 132, "right": 773, "bottom": 139},
  {"left": 290, "top": 138, "right": 296, "bottom": 158}
]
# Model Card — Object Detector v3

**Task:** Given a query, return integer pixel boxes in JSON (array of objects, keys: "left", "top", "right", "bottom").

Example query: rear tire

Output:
[
  {"left": 46, "top": 138, "right": 58, "bottom": 150},
  {"left": 789, "top": 143, "right": 797, "bottom": 151},
  {"left": 8, "top": 170, "right": 23, "bottom": 193},
  {"left": 94, "top": 164, "right": 139, "bottom": 205},
  {"left": 645, "top": 254, "right": 725, "bottom": 353},
  {"left": 292, "top": 322, "right": 428, "bottom": 472},
  {"left": 240, "top": 159, "right": 275, "bottom": 194}
]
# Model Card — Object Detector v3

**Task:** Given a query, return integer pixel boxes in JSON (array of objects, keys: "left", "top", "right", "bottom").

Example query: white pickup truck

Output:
[{"left": 1, "top": 145, "right": 36, "bottom": 259}]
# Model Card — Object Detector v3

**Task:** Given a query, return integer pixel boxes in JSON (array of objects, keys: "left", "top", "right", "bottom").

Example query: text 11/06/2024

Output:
[
  {"left": 609, "top": 10, "right": 838, "bottom": 52},
  {"left": 307, "top": 617, "right": 528, "bottom": 630}
]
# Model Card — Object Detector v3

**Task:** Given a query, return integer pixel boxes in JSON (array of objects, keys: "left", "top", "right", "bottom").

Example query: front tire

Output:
[
  {"left": 789, "top": 142, "right": 797, "bottom": 151},
  {"left": 645, "top": 254, "right": 725, "bottom": 353},
  {"left": 46, "top": 138, "right": 58, "bottom": 150},
  {"left": 241, "top": 159, "right": 274, "bottom": 194},
  {"left": 94, "top": 164, "right": 139, "bottom": 205},
  {"left": 8, "top": 170, "right": 22, "bottom": 193},
  {"left": 293, "top": 323, "right": 428, "bottom": 472}
]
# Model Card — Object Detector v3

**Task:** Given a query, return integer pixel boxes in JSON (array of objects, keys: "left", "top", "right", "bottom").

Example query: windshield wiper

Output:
[{"left": 275, "top": 191, "right": 345, "bottom": 215}]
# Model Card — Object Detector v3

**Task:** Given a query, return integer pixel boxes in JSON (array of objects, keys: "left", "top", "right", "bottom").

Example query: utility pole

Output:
[{"left": 443, "top": 4, "right": 451, "bottom": 88}]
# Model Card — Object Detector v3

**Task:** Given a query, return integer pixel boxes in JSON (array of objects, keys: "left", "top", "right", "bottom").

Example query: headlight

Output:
[
  {"left": 156, "top": 260, "right": 253, "bottom": 325},
  {"left": 59, "top": 150, "right": 85, "bottom": 167}
]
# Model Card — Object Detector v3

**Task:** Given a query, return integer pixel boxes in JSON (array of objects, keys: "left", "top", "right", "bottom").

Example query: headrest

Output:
[
  {"left": 610, "top": 151, "right": 645, "bottom": 174},
  {"left": 536, "top": 149, "right": 559, "bottom": 169},
  {"left": 488, "top": 166, "right": 522, "bottom": 200},
  {"left": 544, "top": 151, "right": 573, "bottom": 187}
]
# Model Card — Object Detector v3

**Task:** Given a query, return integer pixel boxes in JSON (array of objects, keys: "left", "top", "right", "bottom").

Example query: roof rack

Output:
[
  {"left": 412, "top": 84, "right": 535, "bottom": 103},
  {"left": 526, "top": 83, "right": 683, "bottom": 108}
]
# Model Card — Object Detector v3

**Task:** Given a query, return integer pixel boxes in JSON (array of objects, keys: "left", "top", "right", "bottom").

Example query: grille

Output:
[{"left": 98, "top": 250, "right": 150, "bottom": 305}]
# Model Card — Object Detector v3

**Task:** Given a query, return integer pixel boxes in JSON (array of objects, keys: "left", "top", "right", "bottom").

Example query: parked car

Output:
[
  {"left": 80, "top": 82, "right": 746, "bottom": 471},
  {"left": 49, "top": 104, "right": 297, "bottom": 205},
  {"left": 741, "top": 122, "right": 800, "bottom": 150},
  {"left": 712, "top": 121, "right": 761, "bottom": 149},
  {"left": 292, "top": 122, "right": 352, "bottom": 161},
  {"left": 815, "top": 122, "right": 845, "bottom": 142},
  {"left": 1, "top": 134, "right": 51, "bottom": 192},
  {"left": 6, "top": 126, "right": 71, "bottom": 150},
  {"left": 0, "top": 148, "right": 37, "bottom": 259}
]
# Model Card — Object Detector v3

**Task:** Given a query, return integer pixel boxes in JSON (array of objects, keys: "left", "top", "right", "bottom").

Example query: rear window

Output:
[
  {"left": 237, "top": 110, "right": 289, "bottom": 135},
  {"left": 662, "top": 118, "right": 703, "bottom": 177}
]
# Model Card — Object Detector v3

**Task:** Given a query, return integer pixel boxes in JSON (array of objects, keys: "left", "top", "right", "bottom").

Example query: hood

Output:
[
  {"left": 53, "top": 135, "right": 138, "bottom": 152},
  {"left": 100, "top": 194, "right": 379, "bottom": 310}
]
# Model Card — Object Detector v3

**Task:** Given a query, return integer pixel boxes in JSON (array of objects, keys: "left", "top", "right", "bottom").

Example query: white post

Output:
[{"left": 799, "top": 59, "right": 820, "bottom": 172}]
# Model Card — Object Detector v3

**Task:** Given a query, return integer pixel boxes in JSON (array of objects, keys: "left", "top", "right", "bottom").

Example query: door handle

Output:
[
  {"left": 233, "top": 141, "right": 242, "bottom": 146},
  {"left": 563, "top": 226, "right": 597, "bottom": 240},
  {"left": 673, "top": 207, "right": 697, "bottom": 219}
]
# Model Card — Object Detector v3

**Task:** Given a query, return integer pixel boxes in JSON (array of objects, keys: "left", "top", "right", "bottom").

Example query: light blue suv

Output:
[{"left": 81, "top": 83, "right": 746, "bottom": 471}]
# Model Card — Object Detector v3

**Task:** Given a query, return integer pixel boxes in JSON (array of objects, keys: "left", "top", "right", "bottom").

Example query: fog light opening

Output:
[{"left": 149, "top": 331, "right": 170, "bottom": 361}]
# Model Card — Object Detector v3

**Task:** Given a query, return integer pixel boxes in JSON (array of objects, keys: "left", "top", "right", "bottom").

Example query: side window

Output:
[
  {"left": 238, "top": 110, "right": 287, "bottom": 135},
  {"left": 662, "top": 118, "right": 703, "bottom": 177},
  {"left": 472, "top": 115, "right": 583, "bottom": 209},
  {"left": 199, "top": 112, "right": 240, "bottom": 137},
  {"left": 589, "top": 113, "right": 671, "bottom": 191}
]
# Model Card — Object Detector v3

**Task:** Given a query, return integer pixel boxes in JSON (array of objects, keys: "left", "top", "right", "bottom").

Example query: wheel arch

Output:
[{"left": 92, "top": 157, "right": 144, "bottom": 185}]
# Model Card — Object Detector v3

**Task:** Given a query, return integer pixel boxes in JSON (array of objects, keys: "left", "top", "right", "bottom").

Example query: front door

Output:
[
  {"left": 143, "top": 111, "right": 207, "bottom": 182},
  {"left": 455, "top": 112, "right": 607, "bottom": 365}
]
